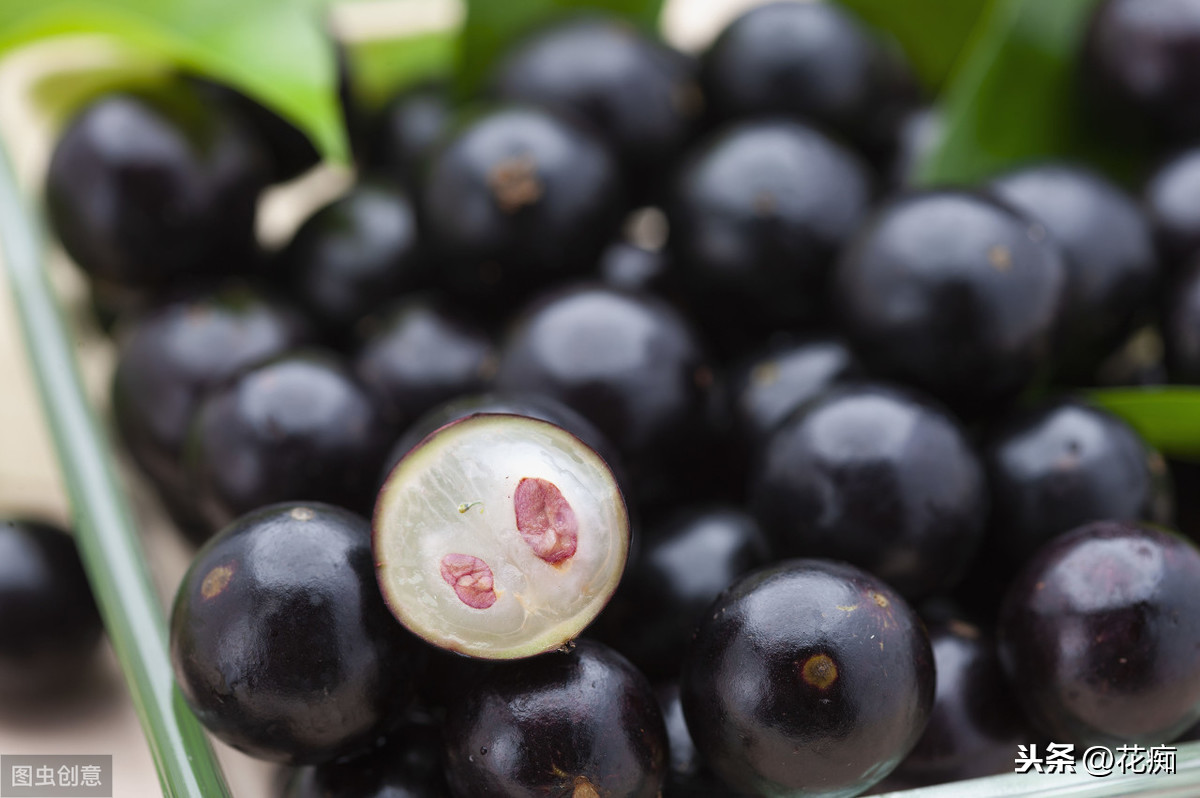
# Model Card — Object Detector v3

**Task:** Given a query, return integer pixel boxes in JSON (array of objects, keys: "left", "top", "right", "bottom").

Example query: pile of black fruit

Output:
[{"left": 24, "top": 0, "right": 1200, "bottom": 795}]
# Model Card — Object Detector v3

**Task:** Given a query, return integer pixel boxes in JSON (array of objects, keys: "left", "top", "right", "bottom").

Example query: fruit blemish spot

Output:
[
  {"left": 440, "top": 553, "right": 498, "bottom": 609},
  {"left": 870, "top": 590, "right": 889, "bottom": 608},
  {"left": 800, "top": 653, "right": 839, "bottom": 690},
  {"left": 987, "top": 244, "right": 1012, "bottom": 272},
  {"left": 514, "top": 477, "right": 579, "bottom": 564},
  {"left": 572, "top": 776, "right": 601, "bottom": 798},
  {"left": 200, "top": 564, "right": 234, "bottom": 600},
  {"left": 289, "top": 506, "right": 315, "bottom": 522},
  {"left": 488, "top": 154, "right": 543, "bottom": 213}
]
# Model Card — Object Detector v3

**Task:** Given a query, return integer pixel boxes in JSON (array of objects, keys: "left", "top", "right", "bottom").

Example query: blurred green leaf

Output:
[
  {"left": 915, "top": 0, "right": 1148, "bottom": 186},
  {"left": 1090, "top": 387, "right": 1200, "bottom": 461},
  {"left": 835, "top": 0, "right": 988, "bottom": 90},
  {"left": 457, "top": 0, "right": 665, "bottom": 94},
  {"left": 0, "top": 0, "right": 347, "bottom": 162},
  {"left": 347, "top": 30, "right": 455, "bottom": 111}
]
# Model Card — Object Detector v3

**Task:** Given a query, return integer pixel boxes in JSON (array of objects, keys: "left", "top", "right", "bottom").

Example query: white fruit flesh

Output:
[{"left": 373, "top": 413, "right": 629, "bottom": 659}]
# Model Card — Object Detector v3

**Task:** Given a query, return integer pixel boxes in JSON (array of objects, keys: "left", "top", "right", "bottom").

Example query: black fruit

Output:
[
  {"left": 187, "top": 349, "right": 393, "bottom": 530},
  {"left": 751, "top": 383, "right": 987, "bottom": 598},
  {"left": 680, "top": 559, "right": 935, "bottom": 797},
  {"left": 591, "top": 505, "right": 772, "bottom": 680},
  {"left": 1164, "top": 258, "right": 1200, "bottom": 382},
  {"left": 423, "top": 108, "right": 625, "bottom": 304},
  {"left": 998, "top": 520, "right": 1200, "bottom": 746},
  {"left": 111, "top": 284, "right": 313, "bottom": 541},
  {"left": 984, "top": 398, "right": 1170, "bottom": 566},
  {"left": 1145, "top": 147, "right": 1200, "bottom": 271},
  {"left": 354, "top": 296, "right": 496, "bottom": 430},
  {"left": 279, "top": 181, "right": 427, "bottom": 335},
  {"left": 990, "top": 164, "right": 1158, "bottom": 376},
  {"left": 442, "top": 639, "right": 667, "bottom": 797},
  {"left": 364, "top": 82, "right": 452, "bottom": 190},
  {"left": 0, "top": 520, "right": 102, "bottom": 697},
  {"left": 598, "top": 240, "right": 671, "bottom": 294},
  {"left": 656, "top": 683, "right": 732, "bottom": 797},
  {"left": 701, "top": 1, "right": 917, "bottom": 157},
  {"left": 46, "top": 86, "right": 268, "bottom": 290},
  {"left": 494, "top": 16, "right": 702, "bottom": 192},
  {"left": 835, "top": 189, "right": 1067, "bottom": 409},
  {"left": 170, "top": 502, "right": 420, "bottom": 764},
  {"left": 668, "top": 120, "right": 872, "bottom": 335},
  {"left": 286, "top": 718, "right": 450, "bottom": 797}
]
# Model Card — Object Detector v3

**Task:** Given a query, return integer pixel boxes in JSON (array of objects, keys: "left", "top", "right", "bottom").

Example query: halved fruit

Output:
[{"left": 373, "top": 413, "right": 629, "bottom": 659}]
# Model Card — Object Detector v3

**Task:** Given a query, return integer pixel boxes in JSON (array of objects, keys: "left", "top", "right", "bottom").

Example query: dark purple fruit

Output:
[
  {"left": 681, "top": 559, "right": 935, "bottom": 797},
  {"left": 443, "top": 639, "right": 667, "bottom": 797},
  {"left": 1164, "top": 258, "right": 1200, "bottom": 381},
  {"left": 1145, "top": 147, "right": 1200, "bottom": 270},
  {"left": 364, "top": 83, "right": 452, "bottom": 190},
  {"left": 656, "top": 683, "right": 733, "bottom": 797},
  {"left": 187, "top": 349, "right": 393, "bottom": 530},
  {"left": 984, "top": 398, "right": 1170, "bottom": 566},
  {"left": 750, "top": 383, "right": 987, "bottom": 598},
  {"left": 354, "top": 296, "right": 496, "bottom": 430},
  {"left": 999, "top": 520, "right": 1200, "bottom": 746},
  {"left": 598, "top": 240, "right": 670, "bottom": 294},
  {"left": 285, "top": 718, "right": 450, "bottom": 797},
  {"left": 889, "top": 618, "right": 1029, "bottom": 787},
  {"left": 591, "top": 505, "right": 772, "bottom": 680},
  {"left": 0, "top": 520, "right": 102, "bottom": 696},
  {"left": 46, "top": 86, "right": 268, "bottom": 290},
  {"left": 1084, "top": 0, "right": 1200, "bottom": 140},
  {"left": 494, "top": 17, "right": 702, "bottom": 192},
  {"left": 989, "top": 164, "right": 1158, "bottom": 376},
  {"left": 111, "top": 284, "right": 313, "bottom": 541},
  {"left": 423, "top": 108, "right": 625, "bottom": 304},
  {"left": 834, "top": 189, "right": 1067, "bottom": 409},
  {"left": 170, "top": 502, "right": 420, "bottom": 764},
  {"left": 667, "top": 120, "right": 872, "bottom": 334},
  {"left": 701, "top": 1, "right": 917, "bottom": 157},
  {"left": 280, "top": 181, "right": 427, "bottom": 335}
]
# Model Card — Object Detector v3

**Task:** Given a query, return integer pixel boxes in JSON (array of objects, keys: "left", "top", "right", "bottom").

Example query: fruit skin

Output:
[
  {"left": 0, "top": 520, "right": 103, "bottom": 697},
  {"left": 45, "top": 87, "right": 268, "bottom": 290},
  {"left": 998, "top": 520, "right": 1200, "bottom": 747},
  {"left": 1083, "top": 0, "right": 1200, "bottom": 140},
  {"left": 443, "top": 639, "right": 668, "bottom": 798},
  {"left": 701, "top": 1, "right": 917, "bottom": 157},
  {"left": 656, "top": 683, "right": 737, "bottom": 797},
  {"left": 187, "top": 349, "right": 394, "bottom": 531},
  {"left": 1164, "top": 259, "right": 1200, "bottom": 382},
  {"left": 680, "top": 559, "right": 935, "bottom": 798},
  {"left": 354, "top": 296, "right": 496, "bottom": 431},
  {"left": 280, "top": 181, "right": 428, "bottom": 336},
  {"left": 590, "top": 505, "right": 772, "bottom": 680},
  {"left": 750, "top": 383, "right": 987, "bottom": 599},
  {"left": 667, "top": 120, "right": 873, "bottom": 333},
  {"left": 285, "top": 718, "right": 450, "bottom": 798},
  {"left": 984, "top": 398, "right": 1170, "bottom": 566},
  {"left": 494, "top": 16, "right": 702, "bottom": 193},
  {"left": 989, "top": 164, "right": 1158, "bottom": 377},
  {"left": 423, "top": 108, "right": 625, "bottom": 305},
  {"left": 598, "top": 240, "right": 671, "bottom": 294},
  {"left": 364, "top": 83, "right": 452, "bottom": 190},
  {"left": 1145, "top": 148, "right": 1200, "bottom": 271},
  {"left": 834, "top": 189, "right": 1067, "bottom": 410},
  {"left": 170, "top": 502, "right": 421, "bottom": 765}
]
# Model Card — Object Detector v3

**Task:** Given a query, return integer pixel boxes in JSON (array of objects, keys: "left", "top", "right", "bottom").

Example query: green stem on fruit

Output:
[{"left": 0, "top": 140, "right": 231, "bottom": 797}]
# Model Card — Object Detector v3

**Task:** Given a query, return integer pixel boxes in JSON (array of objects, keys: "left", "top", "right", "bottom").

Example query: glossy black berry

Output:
[
  {"left": 680, "top": 559, "right": 935, "bottom": 797},
  {"left": 889, "top": 618, "right": 1029, "bottom": 787},
  {"left": 834, "top": 189, "right": 1067, "bottom": 409},
  {"left": 354, "top": 296, "right": 496, "bottom": 430},
  {"left": 751, "top": 383, "right": 987, "bottom": 598},
  {"left": 656, "top": 683, "right": 730, "bottom": 798},
  {"left": 1145, "top": 148, "right": 1200, "bottom": 270},
  {"left": 279, "top": 181, "right": 427, "bottom": 335},
  {"left": 170, "top": 502, "right": 421, "bottom": 764},
  {"left": 46, "top": 87, "right": 268, "bottom": 290},
  {"left": 494, "top": 17, "right": 702, "bottom": 193},
  {"left": 1084, "top": 0, "right": 1200, "bottom": 139},
  {"left": 111, "top": 285, "right": 313, "bottom": 541},
  {"left": 423, "top": 108, "right": 625, "bottom": 304},
  {"left": 442, "top": 639, "right": 667, "bottom": 797},
  {"left": 998, "top": 520, "right": 1200, "bottom": 746},
  {"left": 0, "top": 520, "right": 102, "bottom": 697},
  {"left": 990, "top": 164, "right": 1158, "bottom": 376},
  {"left": 286, "top": 718, "right": 450, "bottom": 797},
  {"left": 591, "top": 505, "right": 772, "bottom": 680},
  {"left": 667, "top": 120, "right": 872, "bottom": 335},
  {"left": 984, "top": 398, "right": 1170, "bottom": 566},
  {"left": 364, "top": 83, "right": 452, "bottom": 190},
  {"left": 187, "top": 349, "right": 394, "bottom": 530},
  {"left": 701, "top": 1, "right": 917, "bottom": 157}
]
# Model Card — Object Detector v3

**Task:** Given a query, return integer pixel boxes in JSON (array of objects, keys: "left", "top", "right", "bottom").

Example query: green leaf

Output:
[
  {"left": 916, "top": 0, "right": 1147, "bottom": 186},
  {"left": 835, "top": 0, "right": 988, "bottom": 90},
  {"left": 1090, "top": 387, "right": 1200, "bottom": 461},
  {"left": 457, "top": 0, "right": 665, "bottom": 94},
  {"left": 346, "top": 30, "right": 455, "bottom": 111},
  {"left": 0, "top": 0, "right": 347, "bottom": 162}
]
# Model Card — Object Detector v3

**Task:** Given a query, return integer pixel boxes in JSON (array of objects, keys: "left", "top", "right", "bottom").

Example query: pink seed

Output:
[
  {"left": 440, "top": 553, "right": 497, "bottom": 609},
  {"left": 514, "top": 477, "right": 578, "bottom": 565}
]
